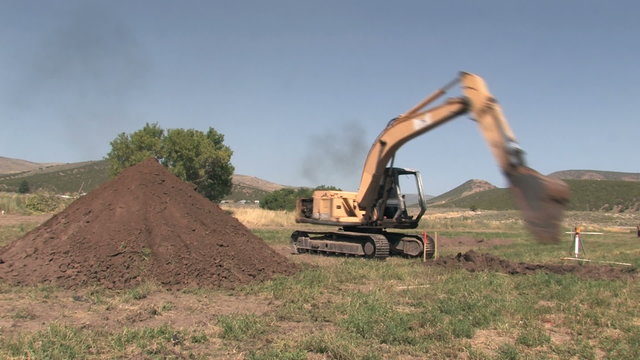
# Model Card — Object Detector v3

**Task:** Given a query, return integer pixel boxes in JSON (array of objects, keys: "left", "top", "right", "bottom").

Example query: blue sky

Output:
[{"left": 1, "top": 0, "right": 638, "bottom": 195}]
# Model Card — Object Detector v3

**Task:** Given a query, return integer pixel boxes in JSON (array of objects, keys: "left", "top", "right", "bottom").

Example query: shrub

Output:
[
  {"left": 260, "top": 185, "right": 341, "bottom": 211},
  {"left": 17, "top": 180, "right": 30, "bottom": 194},
  {"left": 25, "top": 194, "right": 64, "bottom": 213}
]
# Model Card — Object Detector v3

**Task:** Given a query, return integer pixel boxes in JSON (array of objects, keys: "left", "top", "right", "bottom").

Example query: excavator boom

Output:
[{"left": 355, "top": 72, "right": 568, "bottom": 243}]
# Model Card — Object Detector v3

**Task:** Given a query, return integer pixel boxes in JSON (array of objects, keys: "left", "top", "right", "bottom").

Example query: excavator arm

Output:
[{"left": 356, "top": 72, "right": 569, "bottom": 243}]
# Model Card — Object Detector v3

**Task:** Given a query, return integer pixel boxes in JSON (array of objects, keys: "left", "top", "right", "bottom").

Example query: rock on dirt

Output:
[{"left": 0, "top": 158, "right": 297, "bottom": 289}]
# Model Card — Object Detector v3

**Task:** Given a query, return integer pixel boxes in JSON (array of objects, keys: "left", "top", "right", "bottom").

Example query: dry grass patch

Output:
[
  {"left": 223, "top": 206, "right": 296, "bottom": 228},
  {"left": 467, "top": 329, "right": 513, "bottom": 356}
]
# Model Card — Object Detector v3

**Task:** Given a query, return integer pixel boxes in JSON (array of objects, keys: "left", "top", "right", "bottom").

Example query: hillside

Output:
[
  {"left": 0, "top": 160, "right": 111, "bottom": 194},
  {"left": 549, "top": 170, "right": 640, "bottom": 182},
  {"left": 5, "top": 155, "right": 637, "bottom": 211},
  {"left": 428, "top": 179, "right": 496, "bottom": 206},
  {"left": 0, "top": 157, "right": 287, "bottom": 201},
  {"left": 563, "top": 179, "right": 640, "bottom": 212},
  {"left": 0, "top": 157, "right": 61, "bottom": 174},
  {"left": 430, "top": 179, "right": 640, "bottom": 212},
  {"left": 227, "top": 175, "right": 288, "bottom": 202},
  {"left": 430, "top": 187, "right": 515, "bottom": 210}
]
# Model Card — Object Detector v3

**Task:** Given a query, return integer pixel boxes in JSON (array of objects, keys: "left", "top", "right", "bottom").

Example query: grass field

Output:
[{"left": 0, "top": 208, "right": 639, "bottom": 359}]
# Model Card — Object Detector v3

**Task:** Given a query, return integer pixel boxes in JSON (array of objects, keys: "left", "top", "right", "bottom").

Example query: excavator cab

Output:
[{"left": 376, "top": 167, "right": 426, "bottom": 229}]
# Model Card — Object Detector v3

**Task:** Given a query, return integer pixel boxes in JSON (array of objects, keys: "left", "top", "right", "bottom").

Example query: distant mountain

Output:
[
  {"left": 429, "top": 177, "right": 640, "bottom": 212},
  {"left": 549, "top": 170, "right": 640, "bottom": 182},
  {"left": 0, "top": 156, "right": 61, "bottom": 174},
  {"left": 232, "top": 175, "right": 286, "bottom": 192},
  {"left": 227, "top": 175, "right": 288, "bottom": 202},
  {"left": 403, "top": 193, "right": 435, "bottom": 207},
  {"left": 428, "top": 179, "right": 496, "bottom": 206}
]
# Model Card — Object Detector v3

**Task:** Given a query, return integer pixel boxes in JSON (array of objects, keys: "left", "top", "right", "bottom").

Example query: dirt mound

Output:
[
  {"left": 431, "top": 250, "right": 637, "bottom": 280},
  {"left": 0, "top": 158, "right": 297, "bottom": 289}
]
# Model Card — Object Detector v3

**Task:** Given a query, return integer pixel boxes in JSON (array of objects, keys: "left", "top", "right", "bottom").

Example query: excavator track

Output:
[
  {"left": 290, "top": 230, "right": 432, "bottom": 259},
  {"left": 291, "top": 230, "right": 390, "bottom": 258},
  {"left": 369, "top": 233, "right": 390, "bottom": 258}
]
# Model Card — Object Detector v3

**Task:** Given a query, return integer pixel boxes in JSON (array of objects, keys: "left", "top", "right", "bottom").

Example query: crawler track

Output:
[{"left": 291, "top": 230, "right": 434, "bottom": 259}]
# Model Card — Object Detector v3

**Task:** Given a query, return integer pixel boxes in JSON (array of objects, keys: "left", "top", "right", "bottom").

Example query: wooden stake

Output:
[{"left": 423, "top": 231, "right": 427, "bottom": 263}]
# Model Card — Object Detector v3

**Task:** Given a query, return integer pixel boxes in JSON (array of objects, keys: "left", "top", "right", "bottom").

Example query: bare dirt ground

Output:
[
  {"left": 431, "top": 250, "right": 637, "bottom": 280},
  {"left": 435, "top": 235, "right": 514, "bottom": 249}
]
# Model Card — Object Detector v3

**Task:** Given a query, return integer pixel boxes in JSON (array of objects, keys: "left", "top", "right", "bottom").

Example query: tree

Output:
[
  {"left": 107, "top": 123, "right": 164, "bottom": 175},
  {"left": 17, "top": 180, "right": 30, "bottom": 194},
  {"left": 106, "top": 123, "right": 234, "bottom": 202},
  {"left": 260, "top": 185, "right": 342, "bottom": 211},
  {"left": 261, "top": 188, "right": 304, "bottom": 211}
]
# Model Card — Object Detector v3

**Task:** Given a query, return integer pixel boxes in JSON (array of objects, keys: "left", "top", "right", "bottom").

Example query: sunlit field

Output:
[{"left": 0, "top": 207, "right": 638, "bottom": 359}]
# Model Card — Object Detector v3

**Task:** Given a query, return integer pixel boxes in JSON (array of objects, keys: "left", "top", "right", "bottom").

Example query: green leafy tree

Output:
[
  {"left": 106, "top": 123, "right": 234, "bottom": 202},
  {"left": 260, "top": 188, "right": 303, "bottom": 211},
  {"left": 162, "top": 128, "right": 234, "bottom": 201},
  {"left": 17, "top": 180, "right": 30, "bottom": 194},
  {"left": 260, "top": 185, "right": 342, "bottom": 211},
  {"left": 107, "top": 123, "right": 164, "bottom": 175}
]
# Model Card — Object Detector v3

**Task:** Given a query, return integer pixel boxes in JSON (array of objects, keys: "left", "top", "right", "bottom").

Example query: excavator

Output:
[{"left": 291, "top": 72, "right": 569, "bottom": 259}]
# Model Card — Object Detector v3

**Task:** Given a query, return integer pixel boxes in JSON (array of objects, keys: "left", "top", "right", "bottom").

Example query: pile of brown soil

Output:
[
  {"left": 431, "top": 250, "right": 637, "bottom": 280},
  {"left": 0, "top": 158, "right": 297, "bottom": 289}
]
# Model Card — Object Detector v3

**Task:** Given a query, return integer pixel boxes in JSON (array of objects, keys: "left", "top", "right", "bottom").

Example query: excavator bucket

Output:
[{"left": 507, "top": 167, "right": 570, "bottom": 243}]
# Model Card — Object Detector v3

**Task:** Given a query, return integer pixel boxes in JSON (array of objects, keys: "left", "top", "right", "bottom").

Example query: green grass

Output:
[
  {"left": 110, "top": 324, "right": 184, "bottom": 355},
  {"left": 122, "top": 282, "right": 158, "bottom": 302},
  {"left": 0, "top": 222, "right": 40, "bottom": 247},
  {"left": 1, "top": 324, "right": 97, "bottom": 360},
  {"left": 251, "top": 228, "right": 293, "bottom": 246},
  {"left": 247, "top": 348, "right": 307, "bottom": 360},
  {"left": 301, "top": 331, "right": 382, "bottom": 360},
  {"left": 0, "top": 323, "right": 212, "bottom": 359},
  {"left": 217, "top": 313, "right": 270, "bottom": 341},
  {"left": 1, "top": 211, "right": 639, "bottom": 359},
  {"left": 339, "top": 291, "right": 417, "bottom": 345}
]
